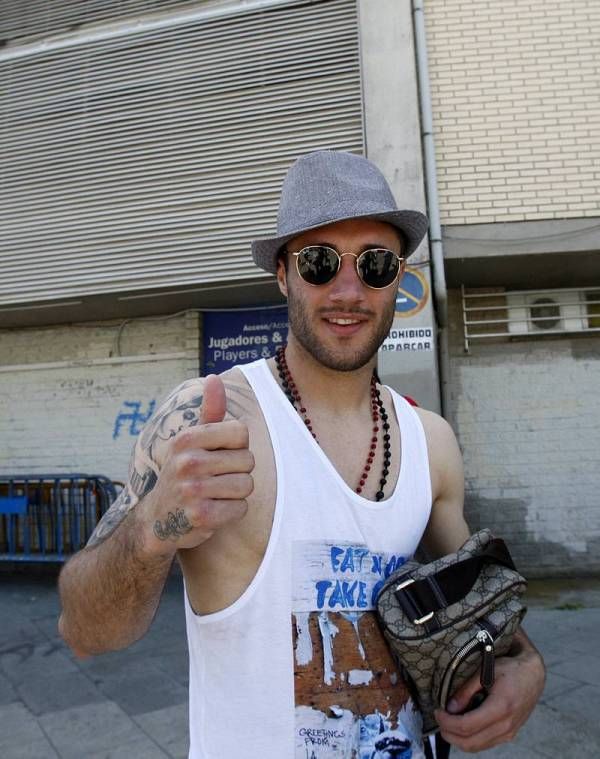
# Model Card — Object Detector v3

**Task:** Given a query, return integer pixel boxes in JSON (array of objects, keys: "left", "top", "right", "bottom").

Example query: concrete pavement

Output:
[{"left": 1, "top": 568, "right": 599, "bottom": 758}]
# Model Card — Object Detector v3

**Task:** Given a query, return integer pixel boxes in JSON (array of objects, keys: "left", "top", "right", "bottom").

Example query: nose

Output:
[{"left": 327, "top": 254, "right": 366, "bottom": 302}]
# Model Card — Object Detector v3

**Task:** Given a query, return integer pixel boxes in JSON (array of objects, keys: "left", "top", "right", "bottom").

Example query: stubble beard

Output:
[{"left": 286, "top": 285, "right": 397, "bottom": 372}]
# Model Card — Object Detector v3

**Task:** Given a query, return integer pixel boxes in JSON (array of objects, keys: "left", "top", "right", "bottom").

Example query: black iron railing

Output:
[{"left": 0, "top": 474, "right": 120, "bottom": 562}]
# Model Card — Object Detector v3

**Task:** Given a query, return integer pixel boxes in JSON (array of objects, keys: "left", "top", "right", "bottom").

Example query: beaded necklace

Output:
[{"left": 274, "top": 345, "right": 391, "bottom": 501}]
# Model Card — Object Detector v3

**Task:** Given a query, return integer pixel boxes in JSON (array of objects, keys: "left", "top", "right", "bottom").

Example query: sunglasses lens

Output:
[
  {"left": 296, "top": 246, "right": 339, "bottom": 285},
  {"left": 358, "top": 249, "right": 401, "bottom": 288}
]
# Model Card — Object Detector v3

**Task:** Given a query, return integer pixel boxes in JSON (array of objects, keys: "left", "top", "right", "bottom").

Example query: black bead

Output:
[{"left": 376, "top": 490, "right": 385, "bottom": 500}]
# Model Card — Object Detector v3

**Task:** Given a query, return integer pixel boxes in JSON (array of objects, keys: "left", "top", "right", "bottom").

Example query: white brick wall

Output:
[
  {"left": 0, "top": 313, "right": 200, "bottom": 482},
  {"left": 425, "top": 0, "right": 600, "bottom": 224},
  {"left": 446, "top": 290, "right": 600, "bottom": 575}
]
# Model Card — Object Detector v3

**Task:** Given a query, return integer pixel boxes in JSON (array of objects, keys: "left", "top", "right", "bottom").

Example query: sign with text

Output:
[{"left": 202, "top": 307, "right": 289, "bottom": 374}]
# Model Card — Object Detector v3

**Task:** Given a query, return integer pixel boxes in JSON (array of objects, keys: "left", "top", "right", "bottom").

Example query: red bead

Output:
[
  {"left": 300, "top": 407, "right": 306, "bottom": 413},
  {"left": 373, "top": 426, "right": 379, "bottom": 432},
  {"left": 360, "top": 479, "right": 366, "bottom": 486},
  {"left": 371, "top": 436, "right": 377, "bottom": 443},
  {"left": 365, "top": 465, "right": 371, "bottom": 471},
  {"left": 370, "top": 443, "right": 376, "bottom": 450},
  {"left": 356, "top": 487, "right": 362, "bottom": 493}
]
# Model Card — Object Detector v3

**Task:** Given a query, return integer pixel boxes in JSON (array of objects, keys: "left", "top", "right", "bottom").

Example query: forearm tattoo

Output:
[
  {"left": 87, "top": 483, "right": 135, "bottom": 547},
  {"left": 153, "top": 509, "right": 193, "bottom": 541},
  {"left": 87, "top": 446, "right": 159, "bottom": 548}
]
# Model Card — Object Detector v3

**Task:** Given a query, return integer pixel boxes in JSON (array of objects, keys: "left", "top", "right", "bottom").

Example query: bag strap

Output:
[{"left": 394, "top": 538, "right": 517, "bottom": 625}]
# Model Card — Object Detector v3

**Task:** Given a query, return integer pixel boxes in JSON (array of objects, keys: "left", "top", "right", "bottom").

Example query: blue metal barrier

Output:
[{"left": 0, "top": 474, "right": 120, "bottom": 562}]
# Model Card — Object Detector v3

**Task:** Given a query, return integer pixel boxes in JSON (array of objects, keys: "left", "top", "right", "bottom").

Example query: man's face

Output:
[{"left": 277, "top": 218, "right": 404, "bottom": 372}]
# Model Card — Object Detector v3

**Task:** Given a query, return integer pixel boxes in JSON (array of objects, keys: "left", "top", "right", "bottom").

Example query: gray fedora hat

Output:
[{"left": 251, "top": 150, "right": 428, "bottom": 274}]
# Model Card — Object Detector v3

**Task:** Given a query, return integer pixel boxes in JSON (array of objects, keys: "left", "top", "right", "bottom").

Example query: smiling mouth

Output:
[{"left": 326, "top": 317, "right": 362, "bottom": 326}]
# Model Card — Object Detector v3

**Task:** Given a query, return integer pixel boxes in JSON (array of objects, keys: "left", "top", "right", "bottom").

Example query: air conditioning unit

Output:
[{"left": 507, "top": 290, "right": 588, "bottom": 335}]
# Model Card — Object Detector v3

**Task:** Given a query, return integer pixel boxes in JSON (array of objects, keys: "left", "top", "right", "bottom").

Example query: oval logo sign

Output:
[{"left": 395, "top": 267, "right": 429, "bottom": 317}]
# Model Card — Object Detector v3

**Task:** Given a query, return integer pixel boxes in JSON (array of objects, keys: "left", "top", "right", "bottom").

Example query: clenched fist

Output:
[{"left": 139, "top": 374, "right": 255, "bottom": 555}]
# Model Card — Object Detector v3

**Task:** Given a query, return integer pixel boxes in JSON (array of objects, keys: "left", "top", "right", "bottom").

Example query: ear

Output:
[{"left": 276, "top": 255, "right": 288, "bottom": 298}]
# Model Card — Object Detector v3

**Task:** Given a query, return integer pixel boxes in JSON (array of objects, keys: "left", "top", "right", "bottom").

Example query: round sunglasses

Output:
[{"left": 290, "top": 245, "right": 405, "bottom": 289}]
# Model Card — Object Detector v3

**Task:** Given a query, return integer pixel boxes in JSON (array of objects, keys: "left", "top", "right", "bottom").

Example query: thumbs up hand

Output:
[
  {"left": 199, "top": 374, "right": 227, "bottom": 425},
  {"left": 139, "top": 375, "right": 255, "bottom": 555}
]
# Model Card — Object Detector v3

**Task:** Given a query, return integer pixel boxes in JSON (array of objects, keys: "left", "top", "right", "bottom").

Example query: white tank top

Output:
[{"left": 184, "top": 359, "right": 433, "bottom": 759}]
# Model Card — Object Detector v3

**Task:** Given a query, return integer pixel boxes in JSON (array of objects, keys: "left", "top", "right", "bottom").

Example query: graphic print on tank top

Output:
[{"left": 293, "top": 541, "right": 425, "bottom": 759}]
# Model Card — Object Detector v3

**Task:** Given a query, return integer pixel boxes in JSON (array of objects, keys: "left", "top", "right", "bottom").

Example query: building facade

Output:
[
  {"left": 425, "top": 0, "right": 600, "bottom": 574},
  {"left": 1, "top": 0, "right": 599, "bottom": 574}
]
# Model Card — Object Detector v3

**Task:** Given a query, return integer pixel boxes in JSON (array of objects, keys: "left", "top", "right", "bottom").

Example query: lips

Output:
[
  {"left": 322, "top": 313, "right": 368, "bottom": 336},
  {"left": 327, "top": 318, "right": 361, "bottom": 326}
]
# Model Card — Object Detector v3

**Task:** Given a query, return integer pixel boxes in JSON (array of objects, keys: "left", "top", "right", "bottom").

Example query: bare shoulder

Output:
[
  {"left": 412, "top": 406, "right": 464, "bottom": 505},
  {"left": 412, "top": 405, "right": 456, "bottom": 442},
  {"left": 221, "top": 365, "right": 273, "bottom": 472},
  {"left": 412, "top": 406, "right": 462, "bottom": 462},
  {"left": 220, "top": 366, "right": 262, "bottom": 422},
  {"left": 412, "top": 406, "right": 469, "bottom": 556}
]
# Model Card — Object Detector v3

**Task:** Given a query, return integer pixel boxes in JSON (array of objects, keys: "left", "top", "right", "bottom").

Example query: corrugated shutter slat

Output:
[{"left": 0, "top": 0, "right": 363, "bottom": 306}]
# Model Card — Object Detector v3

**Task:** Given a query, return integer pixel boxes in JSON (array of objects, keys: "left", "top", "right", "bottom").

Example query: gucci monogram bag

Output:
[{"left": 376, "top": 529, "right": 527, "bottom": 735}]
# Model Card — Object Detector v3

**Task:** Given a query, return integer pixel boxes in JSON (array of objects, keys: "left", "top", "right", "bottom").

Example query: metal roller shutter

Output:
[
  {"left": 0, "top": 0, "right": 363, "bottom": 307},
  {"left": 0, "top": 1, "right": 194, "bottom": 42}
]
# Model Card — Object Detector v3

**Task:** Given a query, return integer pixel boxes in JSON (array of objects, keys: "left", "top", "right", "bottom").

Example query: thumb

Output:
[
  {"left": 445, "top": 672, "right": 484, "bottom": 714},
  {"left": 200, "top": 374, "right": 227, "bottom": 424}
]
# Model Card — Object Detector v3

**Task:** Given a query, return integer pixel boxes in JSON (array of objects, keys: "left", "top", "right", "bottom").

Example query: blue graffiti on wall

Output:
[{"left": 113, "top": 400, "right": 156, "bottom": 440}]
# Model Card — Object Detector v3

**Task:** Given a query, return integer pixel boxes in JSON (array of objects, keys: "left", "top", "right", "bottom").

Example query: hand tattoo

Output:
[{"left": 153, "top": 509, "right": 193, "bottom": 541}]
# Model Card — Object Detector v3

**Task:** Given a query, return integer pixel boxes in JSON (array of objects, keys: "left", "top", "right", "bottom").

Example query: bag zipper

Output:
[{"left": 438, "top": 622, "right": 496, "bottom": 708}]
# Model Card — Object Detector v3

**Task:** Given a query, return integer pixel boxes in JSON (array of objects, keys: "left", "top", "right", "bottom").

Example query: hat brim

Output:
[{"left": 251, "top": 209, "right": 428, "bottom": 274}]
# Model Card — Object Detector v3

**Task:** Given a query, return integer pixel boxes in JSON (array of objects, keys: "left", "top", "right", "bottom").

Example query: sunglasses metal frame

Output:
[{"left": 290, "top": 245, "right": 406, "bottom": 290}]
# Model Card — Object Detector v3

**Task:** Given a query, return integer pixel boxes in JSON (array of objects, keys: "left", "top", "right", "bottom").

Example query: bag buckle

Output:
[{"left": 395, "top": 577, "right": 434, "bottom": 625}]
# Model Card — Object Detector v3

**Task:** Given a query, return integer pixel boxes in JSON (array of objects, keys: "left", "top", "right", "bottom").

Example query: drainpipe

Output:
[{"left": 412, "top": 0, "right": 452, "bottom": 421}]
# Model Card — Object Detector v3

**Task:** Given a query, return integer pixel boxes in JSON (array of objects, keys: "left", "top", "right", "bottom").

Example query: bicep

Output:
[{"left": 419, "top": 411, "right": 470, "bottom": 558}]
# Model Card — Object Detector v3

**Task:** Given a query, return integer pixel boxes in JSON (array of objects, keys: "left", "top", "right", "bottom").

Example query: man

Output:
[{"left": 59, "top": 151, "right": 545, "bottom": 758}]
